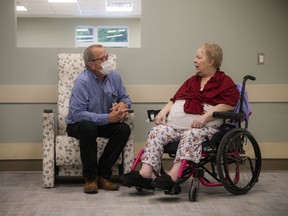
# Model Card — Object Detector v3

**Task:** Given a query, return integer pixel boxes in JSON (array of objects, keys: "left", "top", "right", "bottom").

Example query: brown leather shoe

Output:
[
  {"left": 83, "top": 179, "right": 98, "bottom": 194},
  {"left": 97, "top": 176, "right": 119, "bottom": 190}
]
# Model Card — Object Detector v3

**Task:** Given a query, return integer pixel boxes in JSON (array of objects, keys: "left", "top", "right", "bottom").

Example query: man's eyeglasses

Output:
[{"left": 90, "top": 54, "right": 109, "bottom": 62}]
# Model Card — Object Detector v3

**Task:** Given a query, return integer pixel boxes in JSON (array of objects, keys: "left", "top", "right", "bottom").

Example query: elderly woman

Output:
[{"left": 120, "top": 43, "right": 239, "bottom": 190}]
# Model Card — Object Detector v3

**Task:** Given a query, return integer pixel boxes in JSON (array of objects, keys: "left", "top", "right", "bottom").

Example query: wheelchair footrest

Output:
[
  {"left": 164, "top": 183, "right": 181, "bottom": 195},
  {"left": 193, "top": 168, "right": 204, "bottom": 178}
]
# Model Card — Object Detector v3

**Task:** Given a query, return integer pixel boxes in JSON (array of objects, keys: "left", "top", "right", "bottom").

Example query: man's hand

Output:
[{"left": 109, "top": 102, "right": 129, "bottom": 123}]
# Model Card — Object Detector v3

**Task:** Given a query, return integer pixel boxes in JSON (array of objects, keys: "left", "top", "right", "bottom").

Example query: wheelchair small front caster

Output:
[{"left": 189, "top": 185, "right": 198, "bottom": 202}]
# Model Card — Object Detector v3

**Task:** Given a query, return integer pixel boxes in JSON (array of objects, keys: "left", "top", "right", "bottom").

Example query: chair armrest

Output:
[
  {"left": 123, "top": 113, "right": 135, "bottom": 173},
  {"left": 124, "top": 112, "right": 135, "bottom": 129},
  {"left": 42, "top": 109, "right": 56, "bottom": 187},
  {"left": 43, "top": 109, "right": 56, "bottom": 143}
]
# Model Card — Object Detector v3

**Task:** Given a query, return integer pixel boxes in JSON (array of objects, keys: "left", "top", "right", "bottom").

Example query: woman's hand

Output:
[
  {"left": 154, "top": 111, "right": 167, "bottom": 125},
  {"left": 191, "top": 115, "right": 207, "bottom": 128},
  {"left": 154, "top": 101, "right": 174, "bottom": 125},
  {"left": 191, "top": 104, "right": 234, "bottom": 128}
]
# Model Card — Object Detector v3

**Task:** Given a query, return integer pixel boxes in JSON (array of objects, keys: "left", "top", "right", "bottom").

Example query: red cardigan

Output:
[{"left": 171, "top": 71, "right": 239, "bottom": 114}]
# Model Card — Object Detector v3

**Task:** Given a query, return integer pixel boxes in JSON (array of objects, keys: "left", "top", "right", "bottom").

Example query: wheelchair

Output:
[{"left": 130, "top": 75, "right": 261, "bottom": 202}]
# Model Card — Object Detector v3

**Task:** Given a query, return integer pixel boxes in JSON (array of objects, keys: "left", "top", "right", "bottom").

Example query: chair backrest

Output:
[{"left": 57, "top": 53, "right": 117, "bottom": 135}]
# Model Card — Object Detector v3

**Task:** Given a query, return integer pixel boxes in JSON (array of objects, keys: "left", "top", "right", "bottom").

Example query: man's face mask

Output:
[{"left": 100, "top": 58, "right": 116, "bottom": 75}]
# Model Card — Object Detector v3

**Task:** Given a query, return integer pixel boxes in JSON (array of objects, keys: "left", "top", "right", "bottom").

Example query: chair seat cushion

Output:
[{"left": 55, "top": 135, "right": 122, "bottom": 167}]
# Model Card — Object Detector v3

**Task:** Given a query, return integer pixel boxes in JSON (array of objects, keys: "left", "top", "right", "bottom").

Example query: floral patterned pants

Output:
[{"left": 141, "top": 124, "right": 219, "bottom": 173}]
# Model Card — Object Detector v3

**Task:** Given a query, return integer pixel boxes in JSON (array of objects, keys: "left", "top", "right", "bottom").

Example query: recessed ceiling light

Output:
[
  {"left": 106, "top": 0, "right": 134, "bottom": 12},
  {"left": 48, "top": 0, "right": 77, "bottom": 3},
  {"left": 16, "top": 6, "right": 27, "bottom": 12}
]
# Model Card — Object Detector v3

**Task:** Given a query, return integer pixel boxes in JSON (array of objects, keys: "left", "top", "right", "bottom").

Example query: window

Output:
[
  {"left": 97, "top": 27, "right": 128, "bottom": 48},
  {"left": 76, "top": 26, "right": 129, "bottom": 48},
  {"left": 75, "top": 27, "right": 94, "bottom": 48}
]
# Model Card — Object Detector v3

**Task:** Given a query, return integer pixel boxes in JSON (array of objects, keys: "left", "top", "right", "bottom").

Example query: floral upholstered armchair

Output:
[{"left": 42, "top": 53, "right": 135, "bottom": 188}]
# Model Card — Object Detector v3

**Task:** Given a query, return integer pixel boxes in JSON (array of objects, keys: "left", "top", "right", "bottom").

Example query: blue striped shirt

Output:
[{"left": 65, "top": 69, "right": 131, "bottom": 125}]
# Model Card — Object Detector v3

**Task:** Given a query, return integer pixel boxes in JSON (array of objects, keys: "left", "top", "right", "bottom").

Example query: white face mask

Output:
[{"left": 100, "top": 59, "right": 116, "bottom": 75}]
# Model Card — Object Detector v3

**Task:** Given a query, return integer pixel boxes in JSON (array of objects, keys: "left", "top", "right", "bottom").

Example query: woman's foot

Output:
[
  {"left": 151, "top": 174, "right": 175, "bottom": 190},
  {"left": 120, "top": 171, "right": 154, "bottom": 190}
]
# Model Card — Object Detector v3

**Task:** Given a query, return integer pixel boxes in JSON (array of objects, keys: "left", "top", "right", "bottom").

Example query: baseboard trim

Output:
[
  {"left": 0, "top": 159, "right": 287, "bottom": 171},
  {"left": 0, "top": 160, "right": 42, "bottom": 171},
  {"left": 1, "top": 142, "right": 288, "bottom": 160}
]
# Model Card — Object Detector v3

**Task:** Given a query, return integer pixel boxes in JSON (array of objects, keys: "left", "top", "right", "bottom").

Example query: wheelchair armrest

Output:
[
  {"left": 147, "top": 109, "right": 161, "bottom": 122},
  {"left": 213, "top": 111, "right": 244, "bottom": 120}
]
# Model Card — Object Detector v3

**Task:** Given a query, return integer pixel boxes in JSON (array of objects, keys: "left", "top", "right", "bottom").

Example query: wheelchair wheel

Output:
[
  {"left": 216, "top": 128, "right": 261, "bottom": 195},
  {"left": 189, "top": 185, "right": 198, "bottom": 202}
]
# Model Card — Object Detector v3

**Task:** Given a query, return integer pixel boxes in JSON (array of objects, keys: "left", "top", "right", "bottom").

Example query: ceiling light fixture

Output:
[
  {"left": 48, "top": 0, "right": 77, "bottom": 3},
  {"left": 106, "top": 0, "right": 134, "bottom": 12},
  {"left": 16, "top": 6, "right": 28, "bottom": 12}
]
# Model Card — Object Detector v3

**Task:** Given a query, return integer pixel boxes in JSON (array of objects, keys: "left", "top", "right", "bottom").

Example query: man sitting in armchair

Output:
[{"left": 66, "top": 44, "right": 132, "bottom": 194}]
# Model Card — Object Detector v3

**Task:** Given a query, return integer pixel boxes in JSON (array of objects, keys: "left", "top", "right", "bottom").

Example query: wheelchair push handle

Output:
[
  {"left": 243, "top": 75, "right": 256, "bottom": 82},
  {"left": 240, "top": 75, "right": 256, "bottom": 114},
  {"left": 241, "top": 75, "right": 256, "bottom": 102}
]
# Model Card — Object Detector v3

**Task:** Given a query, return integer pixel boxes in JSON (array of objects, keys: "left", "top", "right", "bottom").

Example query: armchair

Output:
[{"left": 42, "top": 53, "right": 135, "bottom": 188}]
